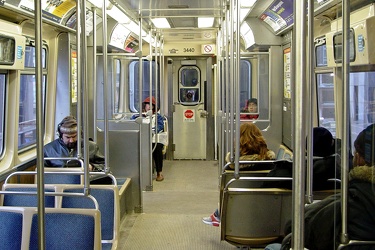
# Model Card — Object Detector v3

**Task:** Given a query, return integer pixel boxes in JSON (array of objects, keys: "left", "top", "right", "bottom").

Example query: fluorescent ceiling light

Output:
[
  {"left": 151, "top": 18, "right": 171, "bottom": 28},
  {"left": 87, "top": 0, "right": 110, "bottom": 8},
  {"left": 240, "top": 8, "right": 250, "bottom": 23},
  {"left": 198, "top": 17, "right": 214, "bottom": 28},
  {"left": 107, "top": 5, "right": 130, "bottom": 24},
  {"left": 240, "top": 0, "right": 256, "bottom": 8}
]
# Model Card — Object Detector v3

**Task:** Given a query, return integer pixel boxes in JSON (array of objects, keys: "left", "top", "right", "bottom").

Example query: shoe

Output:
[
  {"left": 202, "top": 214, "right": 220, "bottom": 227},
  {"left": 156, "top": 175, "right": 164, "bottom": 181}
]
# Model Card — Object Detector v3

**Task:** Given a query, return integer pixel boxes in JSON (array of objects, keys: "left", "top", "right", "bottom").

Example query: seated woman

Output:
[
  {"left": 240, "top": 98, "right": 259, "bottom": 120},
  {"left": 202, "top": 122, "right": 275, "bottom": 227}
]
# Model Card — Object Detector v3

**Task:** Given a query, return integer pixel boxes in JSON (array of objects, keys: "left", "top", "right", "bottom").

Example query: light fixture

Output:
[
  {"left": 198, "top": 17, "right": 214, "bottom": 28},
  {"left": 107, "top": 5, "right": 130, "bottom": 24},
  {"left": 240, "top": 22, "right": 255, "bottom": 48},
  {"left": 151, "top": 18, "right": 171, "bottom": 28},
  {"left": 87, "top": 0, "right": 110, "bottom": 8}
]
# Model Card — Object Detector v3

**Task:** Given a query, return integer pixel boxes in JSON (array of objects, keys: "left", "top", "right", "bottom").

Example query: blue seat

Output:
[
  {"left": 29, "top": 207, "right": 101, "bottom": 250},
  {"left": 0, "top": 208, "right": 23, "bottom": 250},
  {"left": 2, "top": 185, "right": 55, "bottom": 207},
  {"left": 62, "top": 184, "right": 119, "bottom": 250}
]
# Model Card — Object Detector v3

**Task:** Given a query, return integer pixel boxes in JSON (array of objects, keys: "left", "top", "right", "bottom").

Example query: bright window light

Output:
[
  {"left": 87, "top": 0, "right": 111, "bottom": 8},
  {"left": 107, "top": 5, "right": 130, "bottom": 24},
  {"left": 151, "top": 18, "right": 171, "bottom": 28},
  {"left": 240, "top": 0, "right": 256, "bottom": 8},
  {"left": 198, "top": 17, "right": 214, "bottom": 28}
]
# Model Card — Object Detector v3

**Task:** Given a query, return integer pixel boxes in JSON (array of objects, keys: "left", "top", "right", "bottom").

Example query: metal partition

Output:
[{"left": 96, "top": 120, "right": 152, "bottom": 213}]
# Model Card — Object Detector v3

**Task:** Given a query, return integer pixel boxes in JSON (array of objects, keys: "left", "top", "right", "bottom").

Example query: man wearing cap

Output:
[
  {"left": 43, "top": 115, "right": 105, "bottom": 171},
  {"left": 266, "top": 124, "right": 375, "bottom": 250}
]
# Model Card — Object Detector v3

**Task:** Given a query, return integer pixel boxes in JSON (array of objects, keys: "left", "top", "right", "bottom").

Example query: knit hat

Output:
[
  {"left": 248, "top": 98, "right": 257, "bottom": 105},
  {"left": 58, "top": 116, "right": 77, "bottom": 135},
  {"left": 354, "top": 124, "right": 375, "bottom": 165},
  {"left": 313, "top": 127, "right": 334, "bottom": 157}
]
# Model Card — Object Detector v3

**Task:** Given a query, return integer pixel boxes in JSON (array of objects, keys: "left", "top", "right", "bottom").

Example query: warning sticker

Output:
[{"left": 184, "top": 109, "right": 195, "bottom": 122}]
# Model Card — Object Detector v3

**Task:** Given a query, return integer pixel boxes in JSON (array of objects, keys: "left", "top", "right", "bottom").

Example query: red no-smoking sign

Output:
[
  {"left": 204, "top": 45, "right": 212, "bottom": 53},
  {"left": 184, "top": 109, "right": 195, "bottom": 122}
]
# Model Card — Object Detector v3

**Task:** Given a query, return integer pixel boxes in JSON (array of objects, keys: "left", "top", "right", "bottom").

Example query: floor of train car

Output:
[{"left": 118, "top": 160, "right": 264, "bottom": 250}]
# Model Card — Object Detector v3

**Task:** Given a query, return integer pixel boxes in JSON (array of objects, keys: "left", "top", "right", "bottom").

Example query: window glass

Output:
[
  {"left": 317, "top": 73, "right": 335, "bottom": 136},
  {"left": 178, "top": 66, "right": 200, "bottom": 105},
  {"left": 316, "top": 44, "right": 327, "bottom": 67},
  {"left": 24, "top": 46, "right": 46, "bottom": 68},
  {"left": 114, "top": 59, "right": 121, "bottom": 114},
  {"left": 349, "top": 72, "right": 375, "bottom": 150},
  {"left": 0, "top": 74, "right": 5, "bottom": 154},
  {"left": 18, "top": 75, "right": 46, "bottom": 150},
  {"left": 0, "top": 35, "right": 15, "bottom": 65},
  {"left": 18, "top": 45, "right": 47, "bottom": 151},
  {"left": 129, "top": 60, "right": 159, "bottom": 112}
]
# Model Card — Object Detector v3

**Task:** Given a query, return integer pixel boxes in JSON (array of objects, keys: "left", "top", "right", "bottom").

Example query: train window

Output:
[
  {"left": 178, "top": 66, "right": 200, "bottom": 105},
  {"left": 24, "top": 46, "right": 46, "bottom": 68},
  {"left": 18, "top": 75, "right": 46, "bottom": 150},
  {"left": 317, "top": 73, "right": 335, "bottom": 136},
  {"left": 18, "top": 45, "right": 47, "bottom": 151},
  {"left": 0, "top": 74, "right": 5, "bottom": 154},
  {"left": 239, "top": 60, "right": 253, "bottom": 108},
  {"left": 333, "top": 30, "right": 355, "bottom": 63},
  {"left": 129, "top": 60, "right": 159, "bottom": 112},
  {"left": 0, "top": 35, "right": 15, "bottom": 65},
  {"left": 349, "top": 71, "right": 375, "bottom": 150},
  {"left": 114, "top": 59, "right": 121, "bottom": 114}
]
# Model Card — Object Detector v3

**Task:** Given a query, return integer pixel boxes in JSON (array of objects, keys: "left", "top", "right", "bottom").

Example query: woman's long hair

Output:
[{"left": 239, "top": 122, "right": 270, "bottom": 159}]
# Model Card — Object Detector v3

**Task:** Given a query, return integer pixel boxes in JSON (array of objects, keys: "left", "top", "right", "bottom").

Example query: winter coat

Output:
[
  {"left": 43, "top": 138, "right": 105, "bottom": 170},
  {"left": 282, "top": 165, "right": 375, "bottom": 250},
  {"left": 225, "top": 150, "right": 276, "bottom": 170}
]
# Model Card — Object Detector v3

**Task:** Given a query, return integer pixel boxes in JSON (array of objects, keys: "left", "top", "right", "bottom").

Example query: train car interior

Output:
[{"left": 0, "top": 0, "right": 374, "bottom": 249}]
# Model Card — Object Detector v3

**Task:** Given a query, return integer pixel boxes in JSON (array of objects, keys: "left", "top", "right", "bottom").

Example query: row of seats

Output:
[
  {"left": 219, "top": 145, "right": 340, "bottom": 248},
  {"left": 0, "top": 181, "right": 120, "bottom": 250},
  {"left": 0, "top": 206, "right": 101, "bottom": 250},
  {"left": 219, "top": 160, "right": 293, "bottom": 248}
]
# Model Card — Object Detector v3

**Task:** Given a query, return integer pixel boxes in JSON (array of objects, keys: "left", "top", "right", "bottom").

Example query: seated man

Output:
[
  {"left": 43, "top": 116, "right": 111, "bottom": 184},
  {"left": 266, "top": 124, "right": 375, "bottom": 250},
  {"left": 263, "top": 127, "right": 342, "bottom": 190}
]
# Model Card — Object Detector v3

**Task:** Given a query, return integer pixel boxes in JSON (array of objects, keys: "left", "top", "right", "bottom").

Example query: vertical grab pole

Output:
[
  {"left": 292, "top": 0, "right": 307, "bottom": 249},
  {"left": 34, "top": 1, "right": 45, "bottom": 249},
  {"left": 79, "top": 0, "right": 91, "bottom": 192},
  {"left": 92, "top": 6, "right": 98, "bottom": 142},
  {"left": 224, "top": 5, "right": 230, "bottom": 172},
  {"left": 340, "top": 0, "right": 351, "bottom": 245},
  {"left": 305, "top": 0, "right": 315, "bottom": 204},
  {"left": 102, "top": 0, "right": 110, "bottom": 175},
  {"left": 229, "top": 0, "right": 235, "bottom": 173},
  {"left": 234, "top": 0, "right": 241, "bottom": 178}
]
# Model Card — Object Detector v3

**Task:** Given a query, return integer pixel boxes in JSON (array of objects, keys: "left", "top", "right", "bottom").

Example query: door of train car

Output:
[{"left": 172, "top": 59, "right": 208, "bottom": 159}]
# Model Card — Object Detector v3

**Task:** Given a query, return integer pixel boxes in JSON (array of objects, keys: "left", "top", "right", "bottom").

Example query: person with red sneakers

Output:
[{"left": 202, "top": 122, "right": 275, "bottom": 226}]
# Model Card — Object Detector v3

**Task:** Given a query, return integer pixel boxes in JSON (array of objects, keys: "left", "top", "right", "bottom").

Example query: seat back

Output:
[
  {"left": 221, "top": 178, "right": 292, "bottom": 248},
  {"left": 0, "top": 207, "right": 24, "bottom": 250},
  {"left": 29, "top": 207, "right": 101, "bottom": 250},
  {"left": 61, "top": 184, "right": 120, "bottom": 249},
  {"left": 42, "top": 167, "right": 83, "bottom": 184},
  {"left": 0, "top": 206, "right": 101, "bottom": 250},
  {"left": 1, "top": 184, "right": 56, "bottom": 207}
]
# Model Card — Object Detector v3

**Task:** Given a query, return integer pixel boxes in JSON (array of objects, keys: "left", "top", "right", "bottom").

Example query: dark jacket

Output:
[
  {"left": 262, "top": 154, "right": 341, "bottom": 190},
  {"left": 225, "top": 150, "right": 276, "bottom": 170},
  {"left": 43, "top": 138, "right": 105, "bottom": 170},
  {"left": 283, "top": 165, "right": 375, "bottom": 250}
]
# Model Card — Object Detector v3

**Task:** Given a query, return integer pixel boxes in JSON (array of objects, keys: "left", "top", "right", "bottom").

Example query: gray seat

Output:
[{"left": 220, "top": 178, "right": 292, "bottom": 248}]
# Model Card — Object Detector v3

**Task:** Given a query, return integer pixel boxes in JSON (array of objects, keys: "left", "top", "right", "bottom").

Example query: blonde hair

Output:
[{"left": 239, "top": 122, "right": 271, "bottom": 159}]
